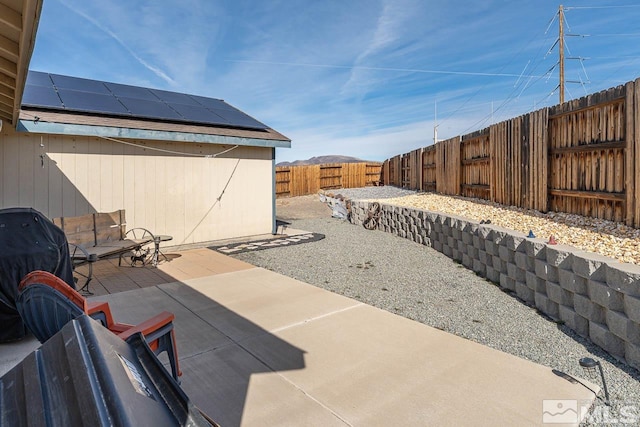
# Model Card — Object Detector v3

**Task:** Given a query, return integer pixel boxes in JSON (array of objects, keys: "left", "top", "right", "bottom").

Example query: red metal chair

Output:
[{"left": 17, "top": 270, "right": 182, "bottom": 381}]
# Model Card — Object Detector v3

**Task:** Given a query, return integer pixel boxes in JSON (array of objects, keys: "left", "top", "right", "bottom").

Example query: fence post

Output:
[{"left": 626, "top": 80, "right": 637, "bottom": 226}]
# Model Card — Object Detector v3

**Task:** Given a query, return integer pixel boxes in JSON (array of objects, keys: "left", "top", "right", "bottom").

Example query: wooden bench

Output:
[{"left": 53, "top": 210, "right": 154, "bottom": 294}]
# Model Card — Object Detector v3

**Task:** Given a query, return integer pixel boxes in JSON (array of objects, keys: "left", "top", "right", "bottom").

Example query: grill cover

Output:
[
  {"left": 0, "top": 315, "right": 213, "bottom": 426},
  {"left": 0, "top": 207, "right": 74, "bottom": 342}
]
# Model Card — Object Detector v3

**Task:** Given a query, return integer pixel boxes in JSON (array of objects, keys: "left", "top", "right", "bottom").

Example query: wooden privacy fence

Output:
[
  {"left": 436, "top": 137, "right": 461, "bottom": 195},
  {"left": 460, "top": 129, "right": 490, "bottom": 200},
  {"left": 380, "top": 77, "right": 640, "bottom": 226},
  {"left": 276, "top": 162, "right": 382, "bottom": 197}
]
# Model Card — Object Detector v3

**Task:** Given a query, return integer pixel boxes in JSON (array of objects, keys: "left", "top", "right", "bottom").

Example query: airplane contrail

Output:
[
  {"left": 226, "top": 59, "right": 543, "bottom": 79},
  {"left": 59, "top": 0, "right": 175, "bottom": 85}
]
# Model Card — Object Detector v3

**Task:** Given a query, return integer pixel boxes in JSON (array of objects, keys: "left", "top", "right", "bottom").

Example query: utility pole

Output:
[{"left": 559, "top": 4, "right": 565, "bottom": 104}]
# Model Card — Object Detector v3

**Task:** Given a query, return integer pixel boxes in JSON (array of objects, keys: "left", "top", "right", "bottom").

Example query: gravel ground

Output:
[
  {"left": 236, "top": 188, "right": 640, "bottom": 424},
  {"left": 367, "top": 193, "right": 640, "bottom": 265}
]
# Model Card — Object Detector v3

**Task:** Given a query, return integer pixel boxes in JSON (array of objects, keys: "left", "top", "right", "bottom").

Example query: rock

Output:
[{"left": 374, "top": 193, "right": 640, "bottom": 266}]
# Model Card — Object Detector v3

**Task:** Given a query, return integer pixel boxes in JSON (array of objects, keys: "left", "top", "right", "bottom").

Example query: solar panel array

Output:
[{"left": 21, "top": 71, "right": 268, "bottom": 130}]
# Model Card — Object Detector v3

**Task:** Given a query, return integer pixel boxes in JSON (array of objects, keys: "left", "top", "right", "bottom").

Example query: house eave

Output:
[
  {"left": 16, "top": 119, "right": 292, "bottom": 149},
  {"left": 3, "top": 0, "right": 43, "bottom": 126}
]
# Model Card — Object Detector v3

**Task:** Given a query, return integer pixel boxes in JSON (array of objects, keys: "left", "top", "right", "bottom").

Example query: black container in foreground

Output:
[
  {"left": 0, "top": 315, "right": 216, "bottom": 426},
  {"left": 0, "top": 207, "right": 75, "bottom": 342}
]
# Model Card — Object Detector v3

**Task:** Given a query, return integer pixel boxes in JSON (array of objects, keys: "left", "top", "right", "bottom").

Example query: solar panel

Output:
[
  {"left": 149, "top": 89, "right": 201, "bottom": 107},
  {"left": 25, "top": 71, "right": 53, "bottom": 87},
  {"left": 209, "top": 108, "right": 267, "bottom": 129},
  {"left": 22, "top": 84, "right": 63, "bottom": 108},
  {"left": 190, "top": 95, "right": 236, "bottom": 111},
  {"left": 104, "top": 82, "right": 159, "bottom": 101},
  {"left": 50, "top": 74, "right": 111, "bottom": 95},
  {"left": 167, "top": 103, "right": 230, "bottom": 126},
  {"left": 58, "top": 88, "right": 129, "bottom": 115},
  {"left": 22, "top": 71, "right": 271, "bottom": 130},
  {"left": 118, "top": 97, "right": 182, "bottom": 121}
]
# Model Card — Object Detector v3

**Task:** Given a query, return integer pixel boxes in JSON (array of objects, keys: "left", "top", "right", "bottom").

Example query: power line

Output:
[
  {"left": 565, "top": 5, "right": 640, "bottom": 10},
  {"left": 587, "top": 33, "right": 640, "bottom": 37},
  {"left": 457, "top": 41, "right": 557, "bottom": 132},
  {"left": 459, "top": 4, "right": 638, "bottom": 128},
  {"left": 440, "top": 10, "right": 559, "bottom": 131},
  {"left": 226, "top": 59, "right": 544, "bottom": 79},
  {"left": 589, "top": 56, "right": 640, "bottom": 59}
]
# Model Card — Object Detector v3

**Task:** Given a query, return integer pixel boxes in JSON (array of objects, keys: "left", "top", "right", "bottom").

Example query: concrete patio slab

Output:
[
  {"left": 179, "top": 334, "right": 346, "bottom": 426},
  {"left": 158, "top": 269, "right": 361, "bottom": 341},
  {"left": 155, "top": 247, "right": 255, "bottom": 281},
  {"left": 70, "top": 246, "right": 256, "bottom": 296},
  {"left": 1, "top": 255, "right": 597, "bottom": 426},
  {"left": 242, "top": 302, "right": 594, "bottom": 426},
  {"left": 92, "top": 268, "right": 596, "bottom": 426},
  {"left": 87, "top": 284, "right": 233, "bottom": 358}
]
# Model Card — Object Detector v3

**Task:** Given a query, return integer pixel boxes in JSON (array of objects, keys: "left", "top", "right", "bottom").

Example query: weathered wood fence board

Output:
[
  {"left": 320, "top": 164, "right": 343, "bottom": 190},
  {"left": 381, "top": 78, "right": 640, "bottom": 225},
  {"left": 275, "top": 167, "right": 291, "bottom": 197},
  {"left": 461, "top": 130, "right": 490, "bottom": 199},
  {"left": 389, "top": 155, "right": 401, "bottom": 186},
  {"left": 401, "top": 155, "right": 409, "bottom": 188},
  {"left": 527, "top": 108, "right": 549, "bottom": 212},
  {"left": 382, "top": 160, "right": 390, "bottom": 185},
  {"left": 548, "top": 86, "right": 626, "bottom": 222},
  {"left": 632, "top": 79, "right": 640, "bottom": 227},
  {"left": 436, "top": 137, "right": 461, "bottom": 195},
  {"left": 491, "top": 116, "right": 527, "bottom": 206},
  {"left": 422, "top": 146, "right": 436, "bottom": 192},
  {"left": 275, "top": 162, "right": 382, "bottom": 198},
  {"left": 365, "top": 163, "right": 383, "bottom": 186},
  {"left": 286, "top": 165, "right": 321, "bottom": 197},
  {"left": 402, "top": 148, "right": 422, "bottom": 190}
]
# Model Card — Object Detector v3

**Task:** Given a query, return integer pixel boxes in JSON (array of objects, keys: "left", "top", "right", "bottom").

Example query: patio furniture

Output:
[
  {"left": 52, "top": 209, "right": 155, "bottom": 294},
  {"left": 151, "top": 234, "right": 173, "bottom": 267},
  {"left": 16, "top": 270, "right": 182, "bottom": 381},
  {"left": 0, "top": 207, "right": 75, "bottom": 343}
]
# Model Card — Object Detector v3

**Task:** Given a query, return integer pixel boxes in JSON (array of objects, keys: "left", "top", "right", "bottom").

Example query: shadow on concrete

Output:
[{"left": 103, "top": 281, "right": 306, "bottom": 427}]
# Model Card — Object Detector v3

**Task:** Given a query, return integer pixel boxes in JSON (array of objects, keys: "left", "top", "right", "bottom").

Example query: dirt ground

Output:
[{"left": 276, "top": 194, "right": 333, "bottom": 221}]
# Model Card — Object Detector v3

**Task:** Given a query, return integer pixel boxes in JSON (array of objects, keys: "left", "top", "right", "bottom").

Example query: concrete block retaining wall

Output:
[{"left": 350, "top": 201, "right": 640, "bottom": 370}]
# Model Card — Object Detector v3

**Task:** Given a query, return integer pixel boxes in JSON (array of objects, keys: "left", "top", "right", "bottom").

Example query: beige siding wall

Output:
[{"left": 0, "top": 127, "right": 274, "bottom": 244}]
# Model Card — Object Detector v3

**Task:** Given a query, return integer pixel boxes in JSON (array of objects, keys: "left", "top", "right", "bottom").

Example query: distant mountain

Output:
[{"left": 277, "top": 155, "right": 374, "bottom": 167}]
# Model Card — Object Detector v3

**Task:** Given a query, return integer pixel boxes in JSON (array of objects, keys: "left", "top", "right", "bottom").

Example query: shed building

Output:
[
  {"left": 0, "top": 0, "right": 291, "bottom": 245},
  {"left": 0, "top": 71, "right": 290, "bottom": 245}
]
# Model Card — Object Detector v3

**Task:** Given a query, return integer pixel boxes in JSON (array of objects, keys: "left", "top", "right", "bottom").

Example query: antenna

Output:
[{"left": 433, "top": 100, "right": 439, "bottom": 144}]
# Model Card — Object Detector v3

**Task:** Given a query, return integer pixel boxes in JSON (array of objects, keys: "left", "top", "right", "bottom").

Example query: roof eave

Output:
[
  {"left": 17, "top": 118, "right": 292, "bottom": 149},
  {"left": 10, "top": 0, "right": 43, "bottom": 126}
]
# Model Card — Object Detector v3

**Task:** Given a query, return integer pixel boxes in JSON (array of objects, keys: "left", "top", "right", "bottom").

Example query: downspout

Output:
[{"left": 272, "top": 147, "right": 277, "bottom": 234}]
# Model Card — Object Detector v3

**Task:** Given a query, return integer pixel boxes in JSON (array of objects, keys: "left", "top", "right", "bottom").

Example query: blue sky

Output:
[{"left": 29, "top": 0, "right": 640, "bottom": 163}]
